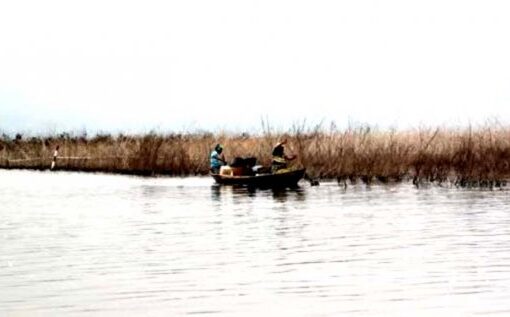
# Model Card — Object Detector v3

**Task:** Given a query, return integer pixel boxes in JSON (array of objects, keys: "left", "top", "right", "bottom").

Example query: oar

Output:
[{"left": 304, "top": 172, "right": 320, "bottom": 186}]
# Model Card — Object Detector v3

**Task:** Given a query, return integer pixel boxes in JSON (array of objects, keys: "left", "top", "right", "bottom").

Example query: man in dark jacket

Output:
[{"left": 271, "top": 139, "right": 296, "bottom": 173}]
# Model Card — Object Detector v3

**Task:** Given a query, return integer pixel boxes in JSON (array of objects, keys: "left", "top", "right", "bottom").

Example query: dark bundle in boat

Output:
[
  {"left": 229, "top": 157, "right": 258, "bottom": 176},
  {"left": 230, "top": 157, "right": 257, "bottom": 168}
]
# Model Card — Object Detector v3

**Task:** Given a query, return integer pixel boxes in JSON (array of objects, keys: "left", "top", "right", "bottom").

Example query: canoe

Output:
[{"left": 211, "top": 168, "right": 306, "bottom": 188}]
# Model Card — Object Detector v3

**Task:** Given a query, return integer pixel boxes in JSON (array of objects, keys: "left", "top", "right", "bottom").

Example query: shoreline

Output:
[{"left": 1, "top": 166, "right": 507, "bottom": 190}]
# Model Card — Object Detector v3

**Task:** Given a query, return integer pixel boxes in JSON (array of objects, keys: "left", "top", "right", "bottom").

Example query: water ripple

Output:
[{"left": 1, "top": 170, "right": 510, "bottom": 316}]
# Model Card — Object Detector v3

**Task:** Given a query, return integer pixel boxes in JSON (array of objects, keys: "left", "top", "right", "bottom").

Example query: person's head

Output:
[
  {"left": 215, "top": 144, "right": 223, "bottom": 154},
  {"left": 272, "top": 144, "right": 284, "bottom": 156}
]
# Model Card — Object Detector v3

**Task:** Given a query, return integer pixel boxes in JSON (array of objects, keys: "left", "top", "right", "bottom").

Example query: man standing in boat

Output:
[
  {"left": 210, "top": 144, "right": 226, "bottom": 174},
  {"left": 272, "top": 139, "right": 296, "bottom": 173}
]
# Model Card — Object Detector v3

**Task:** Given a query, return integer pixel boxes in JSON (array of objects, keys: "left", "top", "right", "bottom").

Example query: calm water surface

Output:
[{"left": 1, "top": 170, "right": 510, "bottom": 316}]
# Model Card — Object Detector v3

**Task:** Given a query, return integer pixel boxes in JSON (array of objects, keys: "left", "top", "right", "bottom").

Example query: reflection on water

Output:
[
  {"left": 211, "top": 184, "right": 306, "bottom": 203},
  {"left": 1, "top": 170, "right": 510, "bottom": 316}
]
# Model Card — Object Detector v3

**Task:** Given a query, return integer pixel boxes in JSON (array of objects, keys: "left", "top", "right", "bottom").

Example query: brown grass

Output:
[{"left": 1, "top": 125, "right": 510, "bottom": 187}]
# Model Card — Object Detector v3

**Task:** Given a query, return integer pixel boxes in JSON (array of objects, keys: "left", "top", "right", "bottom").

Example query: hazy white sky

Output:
[{"left": 1, "top": 0, "right": 509, "bottom": 134}]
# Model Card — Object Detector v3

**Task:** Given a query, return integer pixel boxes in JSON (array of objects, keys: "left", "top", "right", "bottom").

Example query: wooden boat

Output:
[{"left": 211, "top": 168, "right": 306, "bottom": 188}]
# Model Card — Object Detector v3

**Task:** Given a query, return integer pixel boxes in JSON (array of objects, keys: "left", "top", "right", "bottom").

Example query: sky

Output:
[{"left": 1, "top": 0, "right": 510, "bottom": 134}]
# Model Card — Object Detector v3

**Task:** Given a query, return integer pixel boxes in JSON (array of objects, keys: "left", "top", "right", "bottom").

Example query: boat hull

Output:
[{"left": 212, "top": 168, "right": 306, "bottom": 188}]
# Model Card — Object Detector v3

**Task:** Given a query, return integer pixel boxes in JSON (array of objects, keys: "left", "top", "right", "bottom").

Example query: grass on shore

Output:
[{"left": 1, "top": 125, "right": 510, "bottom": 187}]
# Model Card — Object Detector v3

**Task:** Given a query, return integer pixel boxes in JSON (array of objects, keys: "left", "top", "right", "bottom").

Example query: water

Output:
[{"left": 1, "top": 169, "right": 510, "bottom": 316}]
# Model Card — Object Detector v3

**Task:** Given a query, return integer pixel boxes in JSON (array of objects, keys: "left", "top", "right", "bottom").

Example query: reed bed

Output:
[{"left": 1, "top": 125, "right": 510, "bottom": 187}]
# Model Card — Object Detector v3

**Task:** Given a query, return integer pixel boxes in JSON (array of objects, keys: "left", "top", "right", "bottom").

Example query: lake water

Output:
[{"left": 1, "top": 169, "right": 510, "bottom": 316}]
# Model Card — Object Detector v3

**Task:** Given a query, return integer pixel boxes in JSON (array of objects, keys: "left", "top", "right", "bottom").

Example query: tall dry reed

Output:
[{"left": 1, "top": 125, "right": 510, "bottom": 186}]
